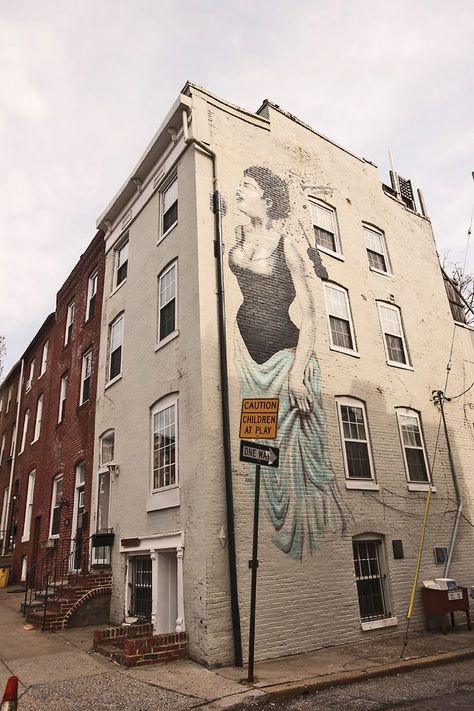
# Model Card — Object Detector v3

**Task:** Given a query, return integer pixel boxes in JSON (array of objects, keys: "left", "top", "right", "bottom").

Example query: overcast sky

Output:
[{"left": 1, "top": 0, "right": 473, "bottom": 377}]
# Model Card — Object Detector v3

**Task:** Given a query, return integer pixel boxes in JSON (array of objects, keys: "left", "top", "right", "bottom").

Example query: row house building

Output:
[
  {"left": 0, "top": 231, "right": 105, "bottom": 612},
  {"left": 91, "top": 83, "right": 474, "bottom": 666},
  {"left": 2, "top": 84, "right": 474, "bottom": 667}
]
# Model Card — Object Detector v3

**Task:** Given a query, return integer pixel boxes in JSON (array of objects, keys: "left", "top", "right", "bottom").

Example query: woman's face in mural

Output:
[{"left": 236, "top": 176, "right": 272, "bottom": 221}]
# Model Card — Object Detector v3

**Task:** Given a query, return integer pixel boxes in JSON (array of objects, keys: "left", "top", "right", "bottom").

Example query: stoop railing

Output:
[{"left": 23, "top": 529, "right": 114, "bottom": 630}]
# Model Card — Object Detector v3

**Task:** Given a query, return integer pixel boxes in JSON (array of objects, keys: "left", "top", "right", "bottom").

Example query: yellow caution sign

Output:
[{"left": 239, "top": 398, "right": 279, "bottom": 440}]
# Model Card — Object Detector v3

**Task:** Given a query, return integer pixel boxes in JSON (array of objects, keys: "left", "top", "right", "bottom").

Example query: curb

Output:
[{"left": 218, "top": 648, "right": 474, "bottom": 709}]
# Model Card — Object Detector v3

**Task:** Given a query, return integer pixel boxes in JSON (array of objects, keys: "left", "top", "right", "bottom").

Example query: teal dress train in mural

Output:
[{"left": 230, "top": 165, "right": 348, "bottom": 560}]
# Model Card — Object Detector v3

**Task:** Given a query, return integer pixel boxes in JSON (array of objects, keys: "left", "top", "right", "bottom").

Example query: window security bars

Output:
[
  {"left": 353, "top": 539, "right": 389, "bottom": 622},
  {"left": 128, "top": 556, "right": 152, "bottom": 621}
]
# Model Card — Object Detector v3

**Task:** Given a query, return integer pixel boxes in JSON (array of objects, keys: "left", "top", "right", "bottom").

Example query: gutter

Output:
[{"left": 182, "top": 109, "right": 243, "bottom": 667}]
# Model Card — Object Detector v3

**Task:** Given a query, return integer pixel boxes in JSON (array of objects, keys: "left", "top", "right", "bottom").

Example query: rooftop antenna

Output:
[{"left": 388, "top": 150, "right": 401, "bottom": 199}]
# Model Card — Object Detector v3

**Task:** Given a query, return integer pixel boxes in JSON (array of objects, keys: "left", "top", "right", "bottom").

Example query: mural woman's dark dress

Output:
[{"left": 229, "top": 166, "right": 347, "bottom": 559}]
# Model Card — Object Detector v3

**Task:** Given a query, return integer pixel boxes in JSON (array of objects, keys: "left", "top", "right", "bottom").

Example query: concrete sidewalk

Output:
[{"left": 2, "top": 586, "right": 474, "bottom": 710}]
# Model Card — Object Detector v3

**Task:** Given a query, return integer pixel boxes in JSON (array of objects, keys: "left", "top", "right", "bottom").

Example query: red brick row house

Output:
[{"left": 0, "top": 231, "right": 105, "bottom": 602}]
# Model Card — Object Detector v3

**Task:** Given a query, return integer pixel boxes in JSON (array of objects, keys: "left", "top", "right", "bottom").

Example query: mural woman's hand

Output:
[{"left": 288, "top": 374, "right": 312, "bottom": 414}]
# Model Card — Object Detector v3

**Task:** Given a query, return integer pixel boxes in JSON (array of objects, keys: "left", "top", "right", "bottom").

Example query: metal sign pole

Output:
[{"left": 247, "top": 463, "right": 261, "bottom": 684}]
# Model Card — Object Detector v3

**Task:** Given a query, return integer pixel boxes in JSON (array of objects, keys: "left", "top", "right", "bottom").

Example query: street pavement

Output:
[{"left": 2, "top": 586, "right": 474, "bottom": 709}]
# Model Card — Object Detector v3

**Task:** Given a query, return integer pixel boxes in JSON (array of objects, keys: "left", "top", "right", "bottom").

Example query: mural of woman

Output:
[{"left": 229, "top": 165, "right": 348, "bottom": 559}]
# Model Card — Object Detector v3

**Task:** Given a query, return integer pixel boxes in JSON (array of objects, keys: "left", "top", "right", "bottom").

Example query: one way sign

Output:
[{"left": 239, "top": 440, "right": 280, "bottom": 468}]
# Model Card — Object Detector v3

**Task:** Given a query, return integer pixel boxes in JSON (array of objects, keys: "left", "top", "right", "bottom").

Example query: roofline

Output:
[
  {"left": 96, "top": 92, "right": 192, "bottom": 230},
  {"left": 256, "top": 99, "right": 373, "bottom": 166}
]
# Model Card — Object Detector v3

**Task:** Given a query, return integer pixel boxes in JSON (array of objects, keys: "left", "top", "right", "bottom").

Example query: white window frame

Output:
[
  {"left": 39, "top": 341, "right": 48, "bottom": 377},
  {"left": 49, "top": 475, "right": 63, "bottom": 539},
  {"left": 0, "top": 487, "right": 9, "bottom": 537},
  {"left": 0, "top": 434, "right": 5, "bottom": 465},
  {"left": 25, "top": 359, "right": 35, "bottom": 392},
  {"left": 80, "top": 349, "right": 92, "bottom": 405},
  {"left": 108, "top": 314, "right": 124, "bottom": 383},
  {"left": 352, "top": 535, "right": 397, "bottom": 631},
  {"left": 32, "top": 394, "right": 43, "bottom": 443},
  {"left": 99, "top": 429, "right": 115, "bottom": 468},
  {"left": 309, "top": 198, "right": 343, "bottom": 258},
  {"left": 324, "top": 283, "right": 358, "bottom": 356},
  {"left": 19, "top": 409, "right": 30, "bottom": 454},
  {"left": 160, "top": 177, "right": 178, "bottom": 241},
  {"left": 377, "top": 302, "right": 411, "bottom": 369},
  {"left": 6, "top": 387, "right": 12, "bottom": 414},
  {"left": 336, "top": 398, "right": 377, "bottom": 490},
  {"left": 58, "top": 374, "right": 68, "bottom": 423},
  {"left": 9, "top": 423, "right": 16, "bottom": 456},
  {"left": 363, "top": 224, "right": 391, "bottom": 275},
  {"left": 157, "top": 261, "right": 178, "bottom": 347},
  {"left": 86, "top": 270, "right": 98, "bottom": 321},
  {"left": 0, "top": 397, "right": 3, "bottom": 414},
  {"left": 64, "top": 301, "right": 75, "bottom": 345},
  {"left": 21, "top": 471, "right": 35, "bottom": 542},
  {"left": 396, "top": 408, "right": 431, "bottom": 490},
  {"left": 147, "top": 394, "right": 180, "bottom": 512},
  {"left": 114, "top": 239, "right": 129, "bottom": 289}
]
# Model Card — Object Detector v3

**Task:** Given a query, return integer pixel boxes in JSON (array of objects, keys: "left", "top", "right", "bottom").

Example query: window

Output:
[
  {"left": 80, "top": 350, "right": 92, "bottom": 404},
  {"left": 0, "top": 434, "right": 5, "bottom": 464},
  {"left": 50, "top": 475, "right": 63, "bottom": 538},
  {"left": 396, "top": 408, "right": 430, "bottom": 484},
  {"left": 0, "top": 487, "right": 9, "bottom": 540},
  {"left": 100, "top": 430, "right": 115, "bottom": 467},
  {"left": 65, "top": 301, "right": 75, "bottom": 345},
  {"left": 336, "top": 398, "right": 375, "bottom": 483},
  {"left": 310, "top": 200, "right": 341, "bottom": 255},
  {"left": 324, "top": 284, "right": 357, "bottom": 353},
  {"left": 58, "top": 375, "right": 68, "bottom": 423},
  {"left": 40, "top": 341, "right": 48, "bottom": 376},
  {"left": 9, "top": 424, "right": 16, "bottom": 456},
  {"left": 109, "top": 315, "right": 124, "bottom": 381},
  {"left": 6, "top": 387, "right": 12, "bottom": 414},
  {"left": 32, "top": 394, "right": 43, "bottom": 442},
  {"left": 25, "top": 360, "right": 35, "bottom": 392},
  {"left": 377, "top": 303, "right": 410, "bottom": 366},
  {"left": 21, "top": 471, "right": 35, "bottom": 542},
  {"left": 152, "top": 399, "right": 177, "bottom": 490},
  {"left": 353, "top": 537, "right": 391, "bottom": 624},
  {"left": 158, "top": 262, "right": 177, "bottom": 343},
  {"left": 115, "top": 240, "right": 128, "bottom": 287},
  {"left": 364, "top": 225, "right": 390, "bottom": 274},
  {"left": 161, "top": 178, "right": 178, "bottom": 237},
  {"left": 86, "top": 270, "right": 98, "bottom": 320},
  {"left": 21, "top": 556, "right": 28, "bottom": 582},
  {"left": 19, "top": 409, "right": 30, "bottom": 454}
]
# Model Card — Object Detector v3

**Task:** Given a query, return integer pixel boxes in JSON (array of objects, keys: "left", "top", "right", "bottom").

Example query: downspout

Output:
[
  {"left": 434, "top": 390, "right": 462, "bottom": 578},
  {"left": 4, "top": 358, "right": 25, "bottom": 555},
  {"left": 182, "top": 110, "right": 243, "bottom": 667}
]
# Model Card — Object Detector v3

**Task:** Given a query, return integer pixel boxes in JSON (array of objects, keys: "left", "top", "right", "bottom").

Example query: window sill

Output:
[
  {"left": 346, "top": 480, "right": 380, "bottom": 491},
  {"left": 369, "top": 266, "right": 393, "bottom": 278},
  {"left": 155, "top": 330, "right": 179, "bottom": 352},
  {"left": 105, "top": 374, "right": 123, "bottom": 391},
  {"left": 407, "top": 482, "right": 436, "bottom": 493},
  {"left": 361, "top": 616, "right": 398, "bottom": 631},
  {"left": 157, "top": 222, "right": 178, "bottom": 244},
  {"left": 386, "top": 361, "right": 414, "bottom": 371},
  {"left": 318, "top": 246, "right": 345, "bottom": 261},
  {"left": 110, "top": 279, "right": 126, "bottom": 297},
  {"left": 329, "top": 346, "right": 360, "bottom": 358},
  {"left": 20, "top": 535, "right": 30, "bottom": 544},
  {"left": 146, "top": 486, "right": 180, "bottom": 512}
]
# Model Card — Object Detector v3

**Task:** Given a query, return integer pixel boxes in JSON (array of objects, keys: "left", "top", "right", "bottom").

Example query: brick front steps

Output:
[
  {"left": 24, "top": 570, "right": 112, "bottom": 630},
  {"left": 94, "top": 624, "right": 188, "bottom": 667}
]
